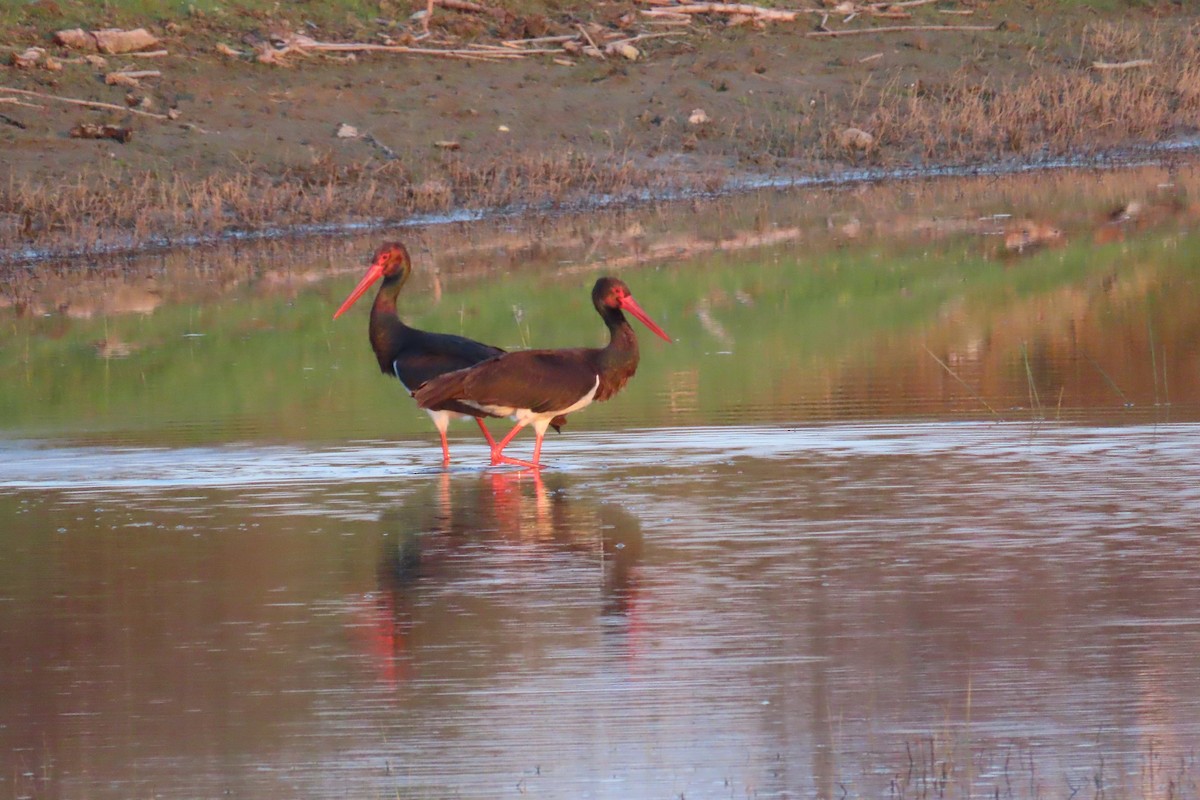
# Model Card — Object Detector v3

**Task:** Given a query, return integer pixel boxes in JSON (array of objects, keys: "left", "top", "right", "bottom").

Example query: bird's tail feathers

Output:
[{"left": 413, "top": 369, "right": 469, "bottom": 410}]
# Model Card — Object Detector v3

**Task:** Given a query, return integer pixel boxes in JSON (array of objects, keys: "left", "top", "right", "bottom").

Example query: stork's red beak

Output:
[
  {"left": 332, "top": 257, "right": 385, "bottom": 319},
  {"left": 619, "top": 295, "right": 672, "bottom": 343}
]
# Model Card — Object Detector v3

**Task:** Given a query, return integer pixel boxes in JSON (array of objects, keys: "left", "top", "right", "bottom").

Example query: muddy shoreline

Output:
[
  {"left": 2, "top": 1, "right": 1198, "bottom": 267},
  {"left": 5, "top": 136, "right": 1200, "bottom": 270}
]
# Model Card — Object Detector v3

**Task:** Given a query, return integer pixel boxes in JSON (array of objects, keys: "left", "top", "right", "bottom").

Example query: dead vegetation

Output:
[
  {"left": 1, "top": 2, "right": 1199, "bottom": 261},
  {"left": 722, "top": 16, "right": 1200, "bottom": 166},
  {"left": 0, "top": 149, "right": 673, "bottom": 258}
]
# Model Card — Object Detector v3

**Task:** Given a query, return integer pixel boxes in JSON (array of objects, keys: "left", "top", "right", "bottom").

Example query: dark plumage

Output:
[
  {"left": 414, "top": 276, "right": 672, "bottom": 470},
  {"left": 333, "top": 241, "right": 564, "bottom": 466}
]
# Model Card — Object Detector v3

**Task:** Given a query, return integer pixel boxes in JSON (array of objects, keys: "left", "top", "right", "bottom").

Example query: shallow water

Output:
[{"left": 3, "top": 165, "right": 1200, "bottom": 799}]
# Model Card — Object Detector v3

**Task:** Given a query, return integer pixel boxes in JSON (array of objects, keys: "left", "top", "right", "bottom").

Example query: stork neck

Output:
[
  {"left": 595, "top": 310, "right": 640, "bottom": 389},
  {"left": 368, "top": 276, "right": 411, "bottom": 372}
]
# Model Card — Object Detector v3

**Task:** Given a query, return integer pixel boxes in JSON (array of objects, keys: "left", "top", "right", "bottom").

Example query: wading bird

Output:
[
  {"left": 413, "top": 276, "right": 672, "bottom": 470},
  {"left": 333, "top": 241, "right": 563, "bottom": 466}
]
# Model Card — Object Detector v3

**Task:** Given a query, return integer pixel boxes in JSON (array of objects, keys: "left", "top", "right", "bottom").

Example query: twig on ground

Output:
[
  {"left": 640, "top": 3, "right": 803, "bottom": 21},
  {"left": 501, "top": 34, "right": 577, "bottom": 47},
  {"left": 434, "top": 0, "right": 506, "bottom": 17},
  {"left": 0, "top": 96, "right": 44, "bottom": 109},
  {"left": 1090, "top": 59, "right": 1153, "bottom": 71},
  {"left": 259, "top": 35, "right": 542, "bottom": 63},
  {"left": 0, "top": 86, "right": 172, "bottom": 120},
  {"left": 806, "top": 23, "right": 998, "bottom": 37},
  {"left": 873, "top": 0, "right": 937, "bottom": 8},
  {"left": 607, "top": 31, "right": 682, "bottom": 47},
  {"left": 577, "top": 24, "right": 607, "bottom": 58},
  {"left": 363, "top": 133, "right": 398, "bottom": 160}
]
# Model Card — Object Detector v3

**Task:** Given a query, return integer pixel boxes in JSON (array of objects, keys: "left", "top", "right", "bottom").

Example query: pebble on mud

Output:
[
  {"left": 838, "top": 127, "right": 875, "bottom": 152},
  {"left": 54, "top": 27, "right": 161, "bottom": 54},
  {"left": 70, "top": 123, "right": 134, "bottom": 144}
]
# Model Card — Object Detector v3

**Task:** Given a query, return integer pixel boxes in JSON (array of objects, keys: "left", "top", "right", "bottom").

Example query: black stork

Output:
[
  {"left": 333, "top": 241, "right": 564, "bottom": 466},
  {"left": 413, "top": 276, "right": 672, "bottom": 470}
]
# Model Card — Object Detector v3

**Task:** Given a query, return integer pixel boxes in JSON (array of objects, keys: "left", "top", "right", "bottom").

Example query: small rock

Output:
[
  {"left": 606, "top": 42, "right": 639, "bottom": 61},
  {"left": 10, "top": 47, "right": 44, "bottom": 69},
  {"left": 688, "top": 108, "right": 710, "bottom": 126},
  {"left": 336, "top": 123, "right": 359, "bottom": 139},
  {"left": 70, "top": 123, "right": 133, "bottom": 144},
  {"left": 105, "top": 71, "right": 142, "bottom": 88},
  {"left": 53, "top": 28, "right": 97, "bottom": 50},
  {"left": 434, "top": 140, "right": 461, "bottom": 150},
  {"left": 55, "top": 27, "right": 161, "bottom": 54},
  {"left": 838, "top": 126, "right": 875, "bottom": 151}
]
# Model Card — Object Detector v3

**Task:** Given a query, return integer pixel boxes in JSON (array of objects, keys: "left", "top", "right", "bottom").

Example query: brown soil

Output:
[{"left": 1, "top": 1, "right": 1197, "bottom": 263}]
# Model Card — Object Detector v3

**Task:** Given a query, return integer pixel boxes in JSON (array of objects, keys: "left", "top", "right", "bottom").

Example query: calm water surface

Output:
[{"left": 3, "top": 166, "right": 1200, "bottom": 799}]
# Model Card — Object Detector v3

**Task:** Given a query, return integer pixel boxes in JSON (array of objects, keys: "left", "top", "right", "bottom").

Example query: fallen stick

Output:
[
  {"left": 121, "top": 49, "right": 170, "bottom": 58},
  {"left": 71, "top": 122, "right": 133, "bottom": 143},
  {"left": 806, "top": 23, "right": 998, "bottom": 37},
  {"left": 0, "top": 86, "right": 172, "bottom": 119},
  {"left": 434, "top": 0, "right": 505, "bottom": 16},
  {"left": 469, "top": 44, "right": 565, "bottom": 55},
  {"left": 577, "top": 24, "right": 606, "bottom": 58},
  {"left": 607, "top": 31, "right": 683, "bottom": 47},
  {"left": 272, "top": 38, "right": 533, "bottom": 60},
  {"left": 0, "top": 112, "right": 27, "bottom": 128},
  {"left": 501, "top": 34, "right": 577, "bottom": 46},
  {"left": 1091, "top": 59, "right": 1153, "bottom": 71},
  {"left": 108, "top": 69, "right": 162, "bottom": 79},
  {"left": 0, "top": 96, "right": 44, "bottom": 109},
  {"left": 363, "top": 133, "right": 398, "bottom": 160},
  {"left": 640, "top": 3, "right": 803, "bottom": 21}
]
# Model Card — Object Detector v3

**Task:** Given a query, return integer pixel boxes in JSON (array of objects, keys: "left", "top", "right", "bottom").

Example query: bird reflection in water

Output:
[{"left": 357, "top": 470, "right": 645, "bottom": 685}]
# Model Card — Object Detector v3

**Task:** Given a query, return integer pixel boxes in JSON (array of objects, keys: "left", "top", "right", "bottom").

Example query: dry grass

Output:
[
  {"left": 720, "top": 19, "right": 1200, "bottom": 168},
  {"left": 2, "top": 12, "right": 1198, "bottom": 261},
  {"left": 0, "top": 149, "right": 674, "bottom": 260},
  {"left": 857, "top": 21, "right": 1200, "bottom": 163}
]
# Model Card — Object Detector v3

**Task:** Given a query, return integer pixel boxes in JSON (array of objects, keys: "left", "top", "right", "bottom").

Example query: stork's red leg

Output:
[
  {"left": 474, "top": 417, "right": 497, "bottom": 447},
  {"left": 529, "top": 431, "right": 545, "bottom": 469},
  {"left": 439, "top": 430, "right": 451, "bottom": 467},
  {"left": 490, "top": 422, "right": 540, "bottom": 469}
]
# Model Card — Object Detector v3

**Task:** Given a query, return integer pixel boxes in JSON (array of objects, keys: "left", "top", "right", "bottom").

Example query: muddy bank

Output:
[
  {"left": 4, "top": 162, "right": 1195, "bottom": 320},
  {"left": 1, "top": 1, "right": 1198, "bottom": 264}
]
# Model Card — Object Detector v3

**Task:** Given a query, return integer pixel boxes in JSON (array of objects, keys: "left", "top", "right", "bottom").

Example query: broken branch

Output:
[
  {"left": 640, "top": 3, "right": 802, "bottom": 21},
  {"left": 1090, "top": 59, "right": 1153, "bottom": 71},
  {"left": 576, "top": 24, "right": 606, "bottom": 59},
  {"left": 806, "top": 23, "right": 998, "bottom": 37},
  {"left": 434, "top": 0, "right": 506, "bottom": 17},
  {"left": 0, "top": 86, "right": 172, "bottom": 120}
]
